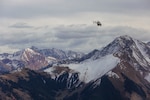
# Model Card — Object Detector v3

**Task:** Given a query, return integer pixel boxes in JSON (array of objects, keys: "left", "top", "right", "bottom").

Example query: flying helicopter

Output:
[{"left": 93, "top": 21, "right": 102, "bottom": 26}]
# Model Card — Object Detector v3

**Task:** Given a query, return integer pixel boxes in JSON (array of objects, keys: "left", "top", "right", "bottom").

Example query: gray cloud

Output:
[
  {"left": 10, "top": 23, "right": 33, "bottom": 28},
  {"left": 0, "top": 23, "right": 150, "bottom": 53},
  {"left": 54, "top": 25, "right": 98, "bottom": 40}
]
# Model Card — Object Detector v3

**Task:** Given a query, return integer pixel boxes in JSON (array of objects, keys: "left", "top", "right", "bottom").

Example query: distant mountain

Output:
[
  {"left": 0, "top": 35, "right": 150, "bottom": 100},
  {"left": 31, "top": 46, "right": 84, "bottom": 60},
  {"left": 0, "top": 47, "right": 84, "bottom": 73}
]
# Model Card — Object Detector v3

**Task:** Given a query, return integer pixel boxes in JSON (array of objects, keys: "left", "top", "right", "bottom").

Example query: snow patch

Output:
[
  {"left": 66, "top": 54, "right": 119, "bottom": 83},
  {"left": 106, "top": 71, "right": 120, "bottom": 78},
  {"left": 41, "top": 78, "right": 46, "bottom": 84},
  {"left": 46, "top": 54, "right": 119, "bottom": 83}
]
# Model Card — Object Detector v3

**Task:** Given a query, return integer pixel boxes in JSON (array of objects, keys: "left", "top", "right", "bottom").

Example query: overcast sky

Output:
[{"left": 0, "top": 0, "right": 150, "bottom": 53}]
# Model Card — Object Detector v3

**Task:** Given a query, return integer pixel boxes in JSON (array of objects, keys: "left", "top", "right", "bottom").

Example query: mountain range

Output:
[
  {"left": 0, "top": 35, "right": 150, "bottom": 100},
  {"left": 0, "top": 47, "right": 84, "bottom": 73}
]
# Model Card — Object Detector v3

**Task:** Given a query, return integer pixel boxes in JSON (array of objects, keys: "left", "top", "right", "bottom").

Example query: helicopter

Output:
[{"left": 93, "top": 21, "right": 102, "bottom": 26}]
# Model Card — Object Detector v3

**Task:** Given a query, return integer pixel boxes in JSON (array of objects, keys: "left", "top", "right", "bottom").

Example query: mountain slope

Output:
[
  {"left": 44, "top": 35, "right": 150, "bottom": 100},
  {"left": 0, "top": 68, "right": 58, "bottom": 100}
]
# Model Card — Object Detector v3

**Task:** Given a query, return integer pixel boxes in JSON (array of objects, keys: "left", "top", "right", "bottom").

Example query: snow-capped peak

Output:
[
  {"left": 116, "top": 35, "right": 133, "bottom": 41},
  {"left": 24, "top": 48, "right": 40, "bottom": 56},
  {"left": 45, "top": 35, "right": 150, "bottom": 84},
  {"left": 21, "top": 48, "right": 39, "bottom": 61},
  {"left": 112, "top": 35, "right": 134, "bottom": 48},
  {"left": 81, "top": 35, "right": 134, "bottom": 60}
]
